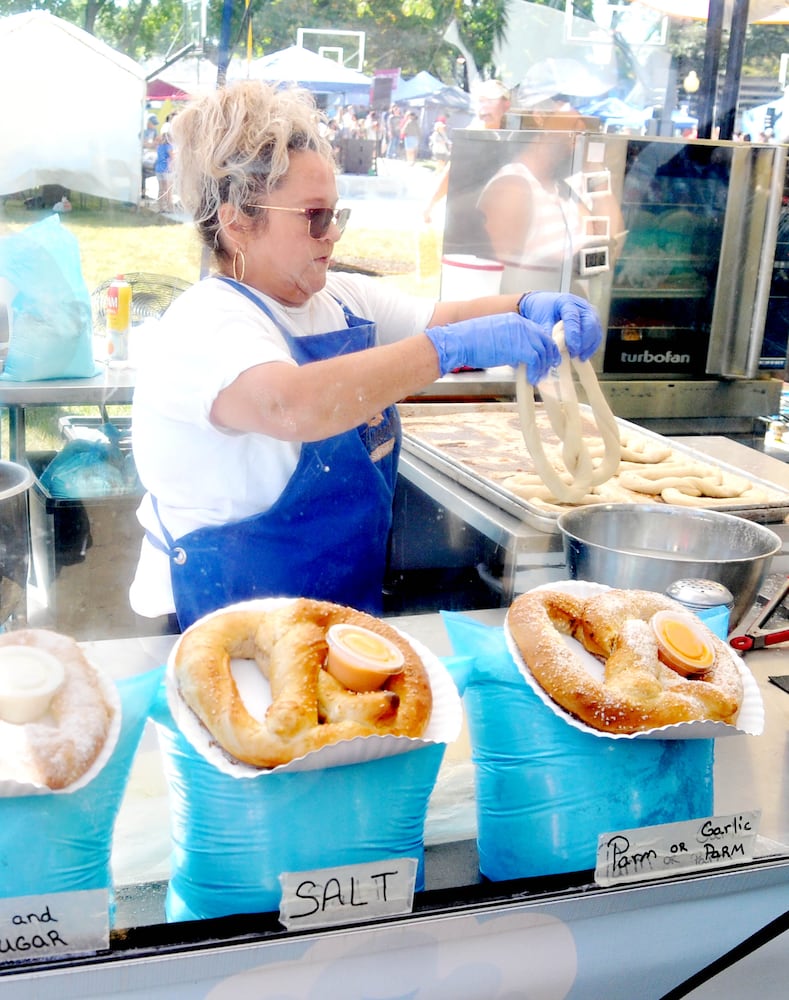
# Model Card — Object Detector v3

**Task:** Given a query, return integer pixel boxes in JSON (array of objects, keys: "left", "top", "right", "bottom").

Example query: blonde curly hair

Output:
[{"left": 171, "top": 80, "right": 333, "bottom": 265}]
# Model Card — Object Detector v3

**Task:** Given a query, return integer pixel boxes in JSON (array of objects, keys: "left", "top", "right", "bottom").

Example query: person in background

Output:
[
  {"left": 476, "top": 94, "right": 626, "bottom": 294},
  {"left": 469, "top": 78, "right": 512, "bottom": 129},
  {"left": 340, "top": 105, "right": 359, "bottom": 138},
  {"left": 428, "top": 116, "right": 451, "bottom": 162},
  {"left": 364, "top": 110, "right": 382, "bottom": 145},
  {"left": 53, "top": 194, "right": 72, "bottom": 213},
  {"left": 155, "top": 125, "right": 174, "bottom": 212},
  {"left": 401, "top": 110, "right": 422, "bottom": 165},
  {"left": 142, "top": 114, "right": 159, "bottom": 197},
  {"left": 424, "top": 79, "right": 511, "bottom": 222},
  {"left": 386, "top": 105, "right": 403, "bottom": 158},
  {"left": 129, "top": 80, "right": 603, "bottom": 632}
]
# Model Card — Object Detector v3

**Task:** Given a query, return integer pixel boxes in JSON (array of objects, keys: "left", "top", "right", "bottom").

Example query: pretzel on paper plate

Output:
[
  {"left": 515, "top": 322, "right": 621, "bottom": 504},
  {"left": 0, "top": 629, "right": 116, "bottom": 790},
  {"left": 506, "top": 588, "right": 743, "bottom": 734},
  {"left": 173, "top": 598, "right": 433, "bottom": 768}
]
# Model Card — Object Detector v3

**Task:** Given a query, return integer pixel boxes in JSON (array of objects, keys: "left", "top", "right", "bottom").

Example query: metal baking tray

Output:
[{"left": 398, "top": 402, "right": 789, "bottom": 534}]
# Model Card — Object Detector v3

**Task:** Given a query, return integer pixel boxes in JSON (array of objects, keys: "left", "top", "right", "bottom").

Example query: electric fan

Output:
[{"left": 91, "top": 272, "right": 191, "bottom": 334}]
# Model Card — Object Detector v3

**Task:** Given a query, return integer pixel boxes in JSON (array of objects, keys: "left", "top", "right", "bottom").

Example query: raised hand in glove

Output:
[
  {"left": 425, "top": 313, "right": 561, "bottom": 385},
  {"left": 518, "top": 292, "right": 603, "bottom": 362}
]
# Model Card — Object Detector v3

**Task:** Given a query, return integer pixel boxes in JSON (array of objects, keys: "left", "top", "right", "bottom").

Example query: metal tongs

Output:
[{"left": 730, "top": 575, "right": 789, "bottom": 651}]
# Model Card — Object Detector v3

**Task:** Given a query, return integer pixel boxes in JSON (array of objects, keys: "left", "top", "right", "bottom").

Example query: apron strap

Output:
[{"left": 146, "top": 494, "right": 177, "bottom": 555}]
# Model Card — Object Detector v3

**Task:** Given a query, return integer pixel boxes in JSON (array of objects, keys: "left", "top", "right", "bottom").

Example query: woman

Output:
[
  {"left": 154, "top": 127, "right": 173, "bottom": 212},
  {"left": 130, "top": 81, "right": 602, "bottom": 631},
  {"left": 401, "top": 110, "right": 422, "bottom": 165}
]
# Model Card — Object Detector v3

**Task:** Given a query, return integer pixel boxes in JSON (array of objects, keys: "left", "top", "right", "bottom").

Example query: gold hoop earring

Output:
[{"left": 232, "top": 247, "right": 246, "bottom": 283}]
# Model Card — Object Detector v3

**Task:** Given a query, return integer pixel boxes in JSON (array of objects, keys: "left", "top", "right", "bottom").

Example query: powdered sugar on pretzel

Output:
[
  {"left": 173, "top": 598, "right": 433, "bottom": 768},
  {"left": 0, "top": 629, "right": 116, "bottom": 790},
  {"left": 507, "top": 588, "right": 743, "bottom": 734}
]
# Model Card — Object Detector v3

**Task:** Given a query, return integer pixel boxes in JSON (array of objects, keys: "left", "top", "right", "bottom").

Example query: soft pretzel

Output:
[
  {"left": 507, "top": 589, "right": 743, "bottom": 734},
  {"left": 0, "top": 629, "right": 116, "bottom": 790},
  {"left": 173, "top": 598, "right": 433, "bottom": 768}
]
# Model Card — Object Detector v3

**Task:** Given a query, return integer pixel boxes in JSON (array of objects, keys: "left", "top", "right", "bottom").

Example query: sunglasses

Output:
[{"left": 249, "top": 205, "right": 351, "bottom": 239}]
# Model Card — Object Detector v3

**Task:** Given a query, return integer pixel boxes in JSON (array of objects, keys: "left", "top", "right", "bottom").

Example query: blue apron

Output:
[{"left": 149, "top": 278, "right": 401, "bottom": 630}]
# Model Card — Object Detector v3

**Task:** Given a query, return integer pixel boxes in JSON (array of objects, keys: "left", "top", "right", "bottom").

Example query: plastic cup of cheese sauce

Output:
[
  {"left": 650, "top": 610, "right": 715, "bottom": 677},
  {"left": 0, "top": 645, "right": 65, "bottom": 723},
  {"left": 326, "top": 624, "right": 405, "bottom": 692}
]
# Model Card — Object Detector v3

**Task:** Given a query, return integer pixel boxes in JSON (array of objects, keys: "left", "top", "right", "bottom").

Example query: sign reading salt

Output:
[
  {"left": 595, "top": 811, "right": 760, "bottom": 887},
  {"left": 279, "top": 858, "right": 418, "bottom": 931}
]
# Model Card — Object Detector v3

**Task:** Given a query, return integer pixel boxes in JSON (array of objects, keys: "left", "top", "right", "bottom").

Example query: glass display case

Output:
[{"left": 442, "top": 130, "right": 786, "bottom": 426}]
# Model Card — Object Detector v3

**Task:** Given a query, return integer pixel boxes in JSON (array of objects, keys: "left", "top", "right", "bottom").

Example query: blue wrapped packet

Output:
[
  {"left": 442, "top": 613, "right": 714, "bottom": 881},
  {"left": 151, "top": 684, "right": 447, "bottom": 921},
  {"left": 0, "top": 667, "right": 163, "bottom": 918}
]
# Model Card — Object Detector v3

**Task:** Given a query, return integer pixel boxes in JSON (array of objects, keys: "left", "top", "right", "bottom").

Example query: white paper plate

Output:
[
  {"left": 166, "top": 598, "right": 463, "bottom": 776},
  {"left": 0, "top": 660, "right": 122, "bottom": 796},
  {"left": 504, "top": 580, "right": 764, "bottom": 740}
]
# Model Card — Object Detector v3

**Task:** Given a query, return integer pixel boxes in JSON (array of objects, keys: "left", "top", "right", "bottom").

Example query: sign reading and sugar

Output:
[{"left": 0, "top": 890, "right": 109, "bottom": 965}]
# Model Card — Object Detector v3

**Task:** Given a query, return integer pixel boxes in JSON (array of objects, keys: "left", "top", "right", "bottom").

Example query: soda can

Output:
[{"left": 106, "top": 275, "right": 131, "bottom": 363}]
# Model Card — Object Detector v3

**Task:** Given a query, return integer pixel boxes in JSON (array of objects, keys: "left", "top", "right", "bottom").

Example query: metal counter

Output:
[
  {"left": 0, "top": 366, "right": 135, "bottom": 460},
  {"left": 393, "top": 435, "right": 789, "bottom": 611},
  {"left": 4, "top": 607, "right": 788, "bottom": 999}
]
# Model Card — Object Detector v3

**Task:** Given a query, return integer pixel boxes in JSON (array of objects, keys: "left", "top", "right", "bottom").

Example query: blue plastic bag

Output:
[
  {"left": 151, "top": 684, "right": 447, "bottom": 921},
  {"left": 39, "top": 437, "right": 139, "bottom": 499},
  {"left": 0, "top": 215, "right": 99, "bottom": 381},
  {"left": 442, "top": 613, "right": 714, "bottom": 881},
  {"left": 0, "top": 667, "right": 163, "bottom": 920}
]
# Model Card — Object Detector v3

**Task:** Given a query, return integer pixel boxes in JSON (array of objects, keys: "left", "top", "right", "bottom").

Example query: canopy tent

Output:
[
  {"left": 0, "top": 11, "right": 145, "bottom": 204},
  {"left": 393, "top": 71, "right": 472, "bottom": 111},
  {"left": 635, "top": 0, "right": 789, "bottom": 19},
  {"left": 574, "top": 95, "right": 655, "bottom": 131},
  {"left": 393, "top": 71, "right": 446, "bottom": 102},
  {"left": 632, "top": 0, "right": 789, "bottom": 137},
  {"left": 147, "top": 78, "right": 191, "bottom": 101},
  {"left": 741, "top": 91, "right": 789, "bottom": 138},
  {"left": 228, "top": 45, "right": 371, "bottom": 102},
  {"left": 515, "top": 57, "right": 619, "bottom": 106}
]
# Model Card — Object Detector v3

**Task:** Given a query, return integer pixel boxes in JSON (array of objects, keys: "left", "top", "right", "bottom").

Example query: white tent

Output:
[
  {"left": 228, "top": 45, "right": 371, "bottom": 101},
  {"left": 0, "top": 11, "right": 146, "bottom": 204}
]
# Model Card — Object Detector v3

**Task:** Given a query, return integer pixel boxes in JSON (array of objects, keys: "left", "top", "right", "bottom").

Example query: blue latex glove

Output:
[
  {"left": 518, "top": 292, "right": 603, "bottom": 362},
  {"left": 426, "top": 313, "right": 561, "bottom": 383}
]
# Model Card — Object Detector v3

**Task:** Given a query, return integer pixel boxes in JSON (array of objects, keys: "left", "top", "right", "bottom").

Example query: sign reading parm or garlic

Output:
[{"left": 595, "top": 811, "right": 760, "bottom": 886}]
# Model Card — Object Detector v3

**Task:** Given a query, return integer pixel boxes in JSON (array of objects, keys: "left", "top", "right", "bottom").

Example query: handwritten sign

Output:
[
  {"left": 0, "top": 890, "right": 109, "bottom": 965},
  {"left": 279, "top": 857, "right": 418, "bottom": 931},
  {"left": 595, "top": 811, "right": 760, "bottom": 887}
]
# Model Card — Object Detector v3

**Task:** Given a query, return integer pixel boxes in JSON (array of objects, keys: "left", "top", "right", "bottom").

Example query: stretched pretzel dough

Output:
[
  {"left": 174, "top": 599, "right": 433, "bottom": 768},
  {"left": 516, "top": 322, "right": 621, "bottom": 503}
]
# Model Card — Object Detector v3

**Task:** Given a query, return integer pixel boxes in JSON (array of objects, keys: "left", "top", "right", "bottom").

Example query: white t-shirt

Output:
[{"left": 129, "top": 273, "right": 435, "bottom": 618}]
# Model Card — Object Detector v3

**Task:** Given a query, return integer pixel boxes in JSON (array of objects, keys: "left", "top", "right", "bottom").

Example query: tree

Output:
[{"left": 452, "top": 0, "right": 510, "bottom": 79}]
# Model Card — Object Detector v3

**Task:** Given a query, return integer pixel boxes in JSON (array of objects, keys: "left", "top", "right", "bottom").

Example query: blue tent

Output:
[
  {"left": 393, "top": 71, "right": 471, "bottom": 111},
  {"left": 575, "top": 95, "right": 653, "bottom": 132},
  {"left": 394, "top": 71, "right": 445, "bottom": 102}
]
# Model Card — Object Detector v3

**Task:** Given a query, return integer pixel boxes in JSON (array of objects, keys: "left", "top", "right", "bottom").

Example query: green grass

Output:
[
  {"left": 0, "top": 195, "right": 440, "bottom": 291},
  {"left": 0, "top": 195, "right": 442, "bottom": 454}
]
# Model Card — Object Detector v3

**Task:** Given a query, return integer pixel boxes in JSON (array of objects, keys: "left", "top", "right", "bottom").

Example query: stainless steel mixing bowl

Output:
[{"left": 556, "top": 503, "right": 783, "bottom": 627}]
